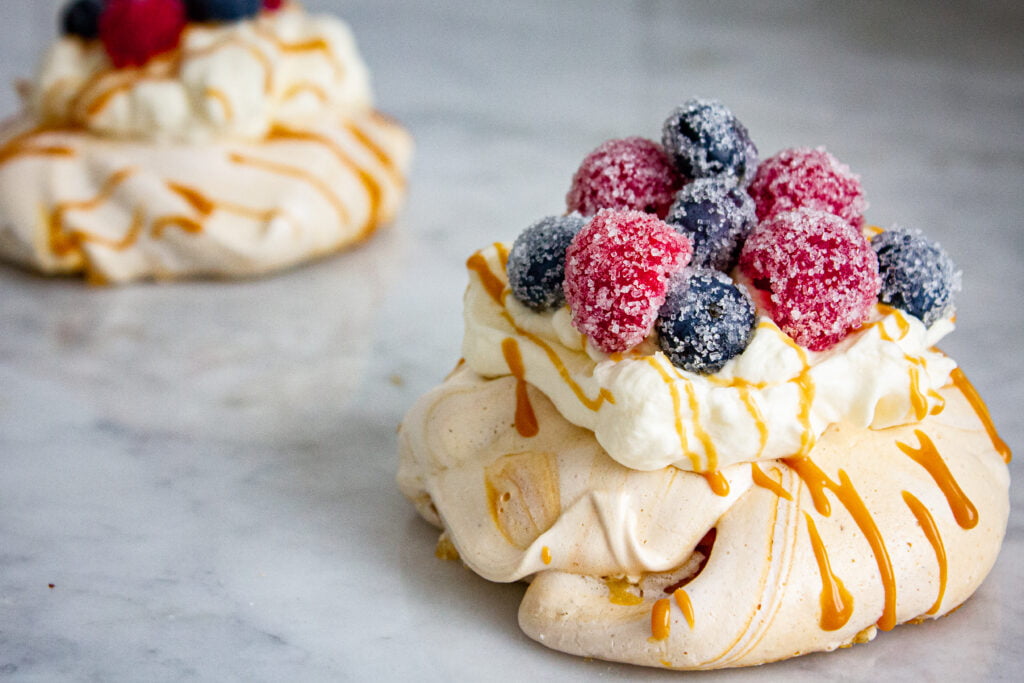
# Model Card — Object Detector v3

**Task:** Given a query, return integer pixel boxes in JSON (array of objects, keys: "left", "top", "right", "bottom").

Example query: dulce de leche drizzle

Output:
[
  {"left": 651, "top": 598, "right": 672, "bottom": 641},
  {"left": 897, "top": 430, "right": 978, "bottom": 529},
  {"left": 951, "top": 368, "right": 1012, "bottom": 462},
  {"left": 750, "top": 463, "right": 792, "bottom": 501},
  {"left": 783, "top": 456, "right": 898, "bottom": 631},
  {"left": 803, "top": 512, "right": 855, "bottom": 631},
  {"left": 901, "top": 490, "right": 948, "bottom": 615},
  {"left": 673, "top": 588, "right": 695, "bottom": 629},
  {"left": 501, "top": 338, "right": 539, "bottom": 438}
]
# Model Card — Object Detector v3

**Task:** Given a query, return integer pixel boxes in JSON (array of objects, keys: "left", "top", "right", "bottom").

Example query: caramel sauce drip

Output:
[
  {"left": 282, "top": 82, "right": 329, "bottom": 104},
  {"left": 268, "top": 126, "right": 382, "bottom": 237},
  {"left": 901, "top": 490, "right": 948, "bottom": 615},
  {"left": 927, "top": 389, "right": 946, "bottom": 415},
  {"left": 151, "top": 216, "right": 204, "bottom": 239},
  {"left": 647, "top": 357, "right": 693, "bottom": 468},
  {"left": 604, "top": 577, "right": 643, "bottom": 606},
  {"left": 897, "top": 430, "right": 978, "bottom": 530},
  {"left": 908, "top": 366, "right": 929, "bottom": 422},
  {"left": 673, "top": 588, "right": 695, "bottom": 629},
  {"left": 540, "top": 546, "right": 552, "bottom": 565},
  {"left": 466, "top": 251, "right": 507, "bottom": 304},
  {"left": 651, "top": 598, "right": 672, "bottom": 641},
  {"left": 228, "top": 151, "right": 351, "bottom": 225},
  {"left": 48, "top": 167, "right": 138, "bottom": 257},
  {"left": 804, "top": 512, "right": 855, "bottom": 631},
  {"left": 750, "top": 463, "right": 793, "bottom": 501},
  {"left": 204, "top": 88, "right": 234, "bottom": 121},
  {"left": 784, "top": 456, "right": 897, "bottom": 631},
  {"left": 501, "top": 338, "right": 539, "bottom": 438},
  {"left": 951, "top": 367, "right": 1012, "bottom": 462},
  {"left": 701, "top": 470, "right": 730, "bottom": 497},
  {"left": 737, "top": 383, "right": 769, "bottom": 457},
  {"left": 343, "top": 120, "right": 405, "bottom": 188},
  {"left": 0, "top": 126, "right": 75, "bottom": 165},
  {"left": 185, "top": 35, "right": 274, "bottom": 94}
]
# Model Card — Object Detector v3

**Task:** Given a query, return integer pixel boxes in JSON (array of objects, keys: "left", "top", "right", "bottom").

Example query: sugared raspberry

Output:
[
  {"left": 739, "top": 209, "right": 880, "bottom": 351},
  {"left": 564, "top": 209, "right": 692, "bottom": 353},
  {"left": 872, "top": 228, "right": 960, "bottom": 326},
  {"left": 263, "top": 0, "right": 284, "bottom": 9},
  {"left": 566, "top": 137, "right": 684, "bottom": 218},
  {"left": 99, "top": 0, "right": 187, "bottom": 68},
  {"left": 662, "top": 98, "right": 758, "bottom": 186},
  {"left": 747, "top": 147, "right": 867, "bottom": 227}
]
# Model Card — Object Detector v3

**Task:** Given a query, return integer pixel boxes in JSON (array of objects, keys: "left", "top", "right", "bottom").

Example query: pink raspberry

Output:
[
  {"left": 564, "top": 209, "right": 693, "bottom": 353},
  {"left": 747, "top": 147, "right": 867, "bottom": 227},
  {"left": 566, "top": 137, "right": 684, "bottom": 219},
  {"left": 739, "top": 208, "right": 880, "bottom": 351},
  {"left": 99, "top": 0, "right": 187, "bottom": 69}
]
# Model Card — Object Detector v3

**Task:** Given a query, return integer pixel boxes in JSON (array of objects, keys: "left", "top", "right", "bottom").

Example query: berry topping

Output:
[
  {"left": 871, "top": 229, "right": 960, "bottom": 326},
  {"left": 664, "top": 177, "right": 756, "bottom": 272},
  {"left": 564, "top": 209, "right": 692, "bottom": 353},
  {"left": 739, "top": 209, "right": 880, "bottom": 351},
  {"left": 566, "top": 137, "right": 683, "bottom": 218},
  {"left": 99, "top": 0, "right": 187, "bottom": 69},
  {"left": 656, "top": 269, "right": 756, "bottom": 374},
  {"left": 507, "top": 214, "right": 587, "bottom": 312},
  {"left": 661, "top": 98, "right": 758, "bottom": 186},
  {"left": 61, "top": 0, "right": 104, "bottom": 39},
  {"left": 747, "top": 146, "right": 867, "bottom": 227},
  {"left": 185, "top": 0, "right": 261, "bottom": 21}
]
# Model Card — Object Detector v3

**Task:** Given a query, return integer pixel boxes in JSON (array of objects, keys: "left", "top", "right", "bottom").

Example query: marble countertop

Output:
[{"left": 1, "top": 1, "right": 1021, "bottom": 680}]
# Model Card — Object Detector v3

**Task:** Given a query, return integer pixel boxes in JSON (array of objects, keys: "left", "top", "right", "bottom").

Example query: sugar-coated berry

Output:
[
  {"left": 99, "top": 0, "right": 187, "bottom": 68},
  {"left": 185, "top": 0, "right": 260, "bottom": 22},
  {"left": 739, "top": 209, "right": 880, "bottom": 351},
  {"left": 871, "top": 229, "right": 959, "bottom": 326},
  {"left": 564, "top": 209, "right": 693, "bottom": 353},
  {"left": 566, "top": 137, "right": 683, "bottom": 218},
  {"left": 665, "top": 177, "right": 756, "bottom": 272},
  {"left": 507, "top": 214, "right": 586, "bottom": 312},
  {"left": 747, "top": 146, "right": 867, "bottom": 227},
  {"left": 263, "top": 0, "right": 284, "bottom": 10},
  {"left": 61, "top": 0, "right": 104, "bottom": 39},
  {"left": 657, "top": 269, "right": 756, "bottom": 374},
  {"left": 661, "top": 98, "right": 758, "bottom": 186}
]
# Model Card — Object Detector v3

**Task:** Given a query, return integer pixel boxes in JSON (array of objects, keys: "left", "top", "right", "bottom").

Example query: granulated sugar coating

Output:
[
  {"left": 656, "top": 268, "right": 756, "bottom": 374},
  {"left": 748, "top": 147, "right": 867, "bottom": 227},
  {"left": 665, "top": 177, "right": 757, "bottom": 272},
  {"left": 872, "top": 228, "right": 960, "bottom": 327},
  {"left": 507, "top": 214, "right": 587, "bottom": 312},
  {"left": 661, "top": 98, "right": 758, "bottom": 186},
  {"left": 739, "top": 208, "right": 880, "bottom": 351},
  {"left": 566, "top": 137, "right": 683, "bottom": 218},
  {"left": 564, "top": 209, "right": 692, "bottom": 353}
]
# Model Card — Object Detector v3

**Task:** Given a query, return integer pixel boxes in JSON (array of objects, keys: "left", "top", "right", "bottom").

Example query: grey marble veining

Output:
[{"left": 1, "top": 1, "right": 1021, "bottom": 680}]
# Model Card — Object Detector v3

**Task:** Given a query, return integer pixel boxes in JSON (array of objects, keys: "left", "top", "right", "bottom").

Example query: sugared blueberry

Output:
[
  {"left": 564, "top": 209, "right": 693, "bottom": 353},
  {"left": 739, "top": 208, "right": 880, "bottom": 351},
  {"left": 507, "top": 214, "right": 586, "bottom": 312},
  {"left": 100, "top": 0, "right": 187, "bottom": 68},
  {"left": 661, "top": 98, "right": 758, "bottom": 186},
  {"left": 61, "top": 0, "right": 104, "bottom": 39},
  {"left": 747, "top": 146, "right": 867, "bottom": 227},
  {"left": 664, "top": 177, "right": 757, "bottom": 272},
  {"left": 656, "top": 268, "right": 756, "bottom": 374},
  {"left": 871, "top": 229, "right": 959, "bottom": 326},
  {"left": 185, "top": 0, "right": 261, "bottom": 22},
  {"left": 566, "top": 137, "right": 683, "bottom": 218}
]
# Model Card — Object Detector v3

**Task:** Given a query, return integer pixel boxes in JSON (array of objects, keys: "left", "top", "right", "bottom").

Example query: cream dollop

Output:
[
  {"left": 31, "top": 6, "right": 372, "bottom": 143},
  {"left": 462, "top": 244, "right": 957, "bottom": 473}
]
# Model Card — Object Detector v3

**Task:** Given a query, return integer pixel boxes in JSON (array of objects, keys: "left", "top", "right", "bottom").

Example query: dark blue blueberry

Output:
[
  {"left": 507, "top": 214, "right": 586, "bottom": 312},
  {"left": 185, "top": 0, "right": 261, "bottom": 22},
  {"left": 662, "top": 98, "right": 758, "bottom": 186},
  {"left": 61, "top": 0, "right": 104, "bottom": 39},
  {"left": 656, "top": 268, "right": 756, "bottom": 374},
  {"left": 665, "top": 178, "right": 756, "bottom": 272},
  {"left": 871, "top": 228, "right": 960, "bottom": 326}
]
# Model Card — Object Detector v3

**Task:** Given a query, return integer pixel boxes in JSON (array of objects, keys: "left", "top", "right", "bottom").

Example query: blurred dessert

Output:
[
  {"left": 398, "top": 99, "right": 1010, "bottom": 669},
  {"left": 0, "top": 0, "right": 411, "bottom": 283}
]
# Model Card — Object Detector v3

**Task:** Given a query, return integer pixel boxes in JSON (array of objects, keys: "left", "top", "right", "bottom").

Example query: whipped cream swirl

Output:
[
  {"left": 30, "top": 6, "right": 372, "bottom": 143},
  {"left": 462, "top": 244, "right": 957, "bottom": 473}
]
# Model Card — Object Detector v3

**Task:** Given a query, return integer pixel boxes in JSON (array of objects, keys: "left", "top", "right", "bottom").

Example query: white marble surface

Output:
[{"left": 1, "top": 1, "right": 1021, "bottom": 680}]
